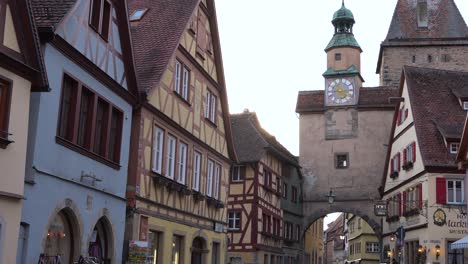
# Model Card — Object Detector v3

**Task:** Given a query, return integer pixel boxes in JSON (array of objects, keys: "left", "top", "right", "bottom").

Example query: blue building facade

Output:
[{"left": 19, "top": 0, "right": 137, "bottom": 263}]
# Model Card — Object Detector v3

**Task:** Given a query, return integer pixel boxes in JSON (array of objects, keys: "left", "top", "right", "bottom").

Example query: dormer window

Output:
[
  {"left": 463, "top": 102, "right": 468, "bottom": 110},
  {"left": 417, "top": 0, "right": 428, "bottom": 28},
  {"left": 449, "top": 143, "right": 459, "bottom": 154},
  {"left": 335, "top": 53, "right": 342, "bottom": 61},
  {"left": 90, "top": 0, "right": 111, "bottom": 41},
  {"left": 130, "top": 8, "right": 148, "bottom": 22}
]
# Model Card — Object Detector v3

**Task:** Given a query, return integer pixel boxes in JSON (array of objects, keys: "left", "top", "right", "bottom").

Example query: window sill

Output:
[
  {"left": 402, "top": 162, "right": 413, "bottom": 171},
  {"left": 0, "top": 136, "right": 14, "bottom": 149},
  {"left": 56, "top": 136, "right": 120, "bottom": 170},
  {"left": 390, "top": 171, "right": 399, "bottom": 179},
  {"left": 228, "top": 228, "right": 242, "bottom": 233},
  {"left": 206, "top": 196, "right": 224, "bottom": 208},
  {"left": 151, "top": 172, "right": 191, "bottom": 194},
  {"left": 192, "top": 190, "right": 205, "bottom": 201},
  {"left": 204, "top": 117, "right": 217, "bottom": 128},
  {"left": 173, "top": 91, "right": 191, "bottom": 107},
  {"left": 230, "top": 179, "right": 244, "bottom": 184}
]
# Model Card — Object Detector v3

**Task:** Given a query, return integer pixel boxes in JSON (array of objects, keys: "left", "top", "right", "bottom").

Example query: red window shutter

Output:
[
  {"left": 405, "top": 109, "right": 409, "bottom": 119},
  {"left": 396, "top": 109, "right": 401, "bottom": 125},
  {"left": 403, "top": 148, "right": 407, "bottom": 164},
  {"left": 418, "top": 183, "right": 423, "bottom": 209},
  {"left": 397, "top": 193, "right": 402, "bottom": 216},
  {"left": 412, "top": 142, "right": 416, "bottom": 162},
  {"left": 436, "top": 178, "right": 447, "bottom": 204},
  {"left": 397, "top": 153, "right": 401, "bottom": 171},
  {"left": 402, "top": 192, "right": 407, "bottom": 214},
  {"left": 390, "top": 157, "right": 394, "bottom": 173}
]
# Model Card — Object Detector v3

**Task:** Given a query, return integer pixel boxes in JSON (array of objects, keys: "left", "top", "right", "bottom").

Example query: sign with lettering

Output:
[
  {"left": 374, "top": 200, "right": 387, "bottom": 216},
  {"left": 127, "top": 240, "right": 148, "bottom": 263}
]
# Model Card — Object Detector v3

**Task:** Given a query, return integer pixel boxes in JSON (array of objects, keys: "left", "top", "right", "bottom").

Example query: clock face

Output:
[{"left": 327, "top": 78, "right": 355, "bottom": 105}]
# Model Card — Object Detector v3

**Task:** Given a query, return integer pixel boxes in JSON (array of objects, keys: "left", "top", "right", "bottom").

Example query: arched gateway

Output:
[{"left": 296, "top": 1, "right": 399, "bottom": 238}]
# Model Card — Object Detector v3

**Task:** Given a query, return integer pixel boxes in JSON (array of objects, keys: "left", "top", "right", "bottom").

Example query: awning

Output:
[{"left": 450, "top": 236, "right": 468, "bottom": 250}]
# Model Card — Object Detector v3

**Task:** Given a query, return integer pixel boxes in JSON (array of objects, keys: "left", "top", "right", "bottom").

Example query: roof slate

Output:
[
  {"left": 30, "top": 0, "right": 77, "bottom": 29},
  {"left": 325, "top": 33, "right": 361, "bottom": 51},
  {"left": 128, "top": 0, "right": 199, "bottom": 95},
  {"left": 385, "top": 0, "right": 468, "bottom": 41},
  {"left": 404, "top": 66, "right": 468, "bottom": 168},
  {"left": 296, "top": 87, "right": 399, "bottom": 113},
  {"left": 230, "top": 112, "right": 298, "bottom": 166}
]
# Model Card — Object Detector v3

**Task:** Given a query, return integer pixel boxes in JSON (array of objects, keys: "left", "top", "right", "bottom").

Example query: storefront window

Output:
[
  {"left": 448, "top": 242, "right": 466, "bottom": 264},
  {"left": 44, "top": 211, "right": 73, "bottom": 263},
  {"left": 148, "top": 231, "right": 162, "bottom": 264},
  {"left": 171, "top": 235, "right": 183, "bottom": 264}
]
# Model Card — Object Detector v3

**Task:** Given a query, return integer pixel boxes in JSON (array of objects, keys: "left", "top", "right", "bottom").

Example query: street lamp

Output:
[{"left": 326, "top": 188, "right": 336, "bottom": 204}]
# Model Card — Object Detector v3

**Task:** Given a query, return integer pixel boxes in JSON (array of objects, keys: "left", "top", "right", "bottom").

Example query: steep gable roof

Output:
[
  {"left": 385, "top": 0, "right": 468, "bottom": 41},
  {"left": 230, "top": 111, "right": 298, "bottom": 166},
  {"left": 128, "top": 0, "right": 199, "bottom": 96},
  {"left": 296, "top": 87, "right": 399, "bottom": 113},
  {"left": 405, "top": 66, "right": 468, "bottom": 168},
  {"left": 0, "top": 0, "right": 48, "bottom": 91},
  {"left": 30, "top": 0, "right": 77, "bottom": 30}
]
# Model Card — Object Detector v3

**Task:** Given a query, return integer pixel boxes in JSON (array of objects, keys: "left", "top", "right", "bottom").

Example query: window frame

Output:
[
  {"left": 206, "top": 159, "right": 214, "bottom": 197},
  {"left": 335, "top": 153, "right": 349, "bottom": 169},
  {"left": 56, "top": 72, "right": 124, "bottom": 168},
  {"left": 165, "top": 135, "right": 176, "bottom": 179},
  {"left": 447, "top": 179, "right": 464, "bottom": 204},
  {"left": 231, "top": 165, "right": 245, "bottom": 182},
  {"left": 205, "top": 89, "right": 217, "bottom": 124},
  {"left": 152, "top": 126, "right": 165, "bottom": 174},
  {"left": 227, "top": 210, "right": 241, "bottom": 231},
  {"left": 192, "top": 151, "right": 201, "bottom": 191},
  {"left": 449, "top": 142, "right": 460, "bottom": 154},
  {"left": 366, "top": 242, "right": 380, "bottom": 253},
  {"left": 89, "top": 0, "right": 112, "bottom": 41},
  {"left": 213, "top": 163, "right": 221, "bottom": 199},
  {"left": 173, "top": 59, "right": 191, "bottom": 103},
  {"left": 0, "top": 77, "right": 12, "bottom": 145},
  {"left": 177, "top": 141, "right": 188, "bottom": 184}
]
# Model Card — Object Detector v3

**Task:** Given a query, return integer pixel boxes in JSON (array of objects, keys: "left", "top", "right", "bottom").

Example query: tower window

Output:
[
  {"left": 417, "top": 0, "right": 428, "bottom": 28},
  {"left": 442, "top": 54, "right": 450, "bottom": 62},
  {"left": 335, "top": 153, "right": 349, "bottom": 169},
  {"left": 335, "top": 53, "right": 342, "bottom": 61},
  {"left": 427, "top": 55, "right": 432, "bottom": 63},
  {"left": 412, "top": 55, "right": 416, "bottom": 63}
]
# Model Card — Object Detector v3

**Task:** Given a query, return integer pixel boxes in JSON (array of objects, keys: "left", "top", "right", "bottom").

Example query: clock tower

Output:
[{"left": 324, "top": 1, "right": 364, "bottom": 106}]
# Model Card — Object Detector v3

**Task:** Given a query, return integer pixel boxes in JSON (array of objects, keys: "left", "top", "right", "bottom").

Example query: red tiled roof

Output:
[
  {"left": 128, "top": 0, "right": 199, "bottom": 95},
  {"left": 230, "top": 111, "right": 298, "bottom": 166},
  {"left": 405, "top": 66, "right": 468, "bottom": 168},
  {"left": 296, "top": 87, "right": 399, "bottom": 113},
  {"left": 30, "top": 0, "right": 77, "bottom": 29},
  {"left": 385, "top": 0, "right": 468, "bottom": 40}
]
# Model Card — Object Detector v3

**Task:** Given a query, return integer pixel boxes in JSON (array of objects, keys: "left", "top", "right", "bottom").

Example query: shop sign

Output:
[
  {"left": 214, "top": 222, "right": 224, "bottom": 233},
  {"left": 433, "top": 209, "right": 468, "bottom": 235},
  {"left": 374, "top": 200, "right": 387, "bottom": 216},
  {"left": 128, "top": 240, "right": 148, "bottom": 263}
]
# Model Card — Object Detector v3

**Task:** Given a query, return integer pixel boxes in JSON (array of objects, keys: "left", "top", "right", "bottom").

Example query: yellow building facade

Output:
[
  {"left": 125, "top": 0, "right": 236, "bottom": 263},
  {"left": 304, "top": 217, "right": 324, "bottom": 264},
  {"left": 0, "top": 1, "right": 47, "bottom": 263},
  {"left": 345, "top": 214, "right": 379, "bottom": 264}
]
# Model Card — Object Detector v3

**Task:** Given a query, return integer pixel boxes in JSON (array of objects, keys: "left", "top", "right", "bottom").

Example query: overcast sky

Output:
[{"left": 217, "top": 0, "right": 468, "bottom": 156}]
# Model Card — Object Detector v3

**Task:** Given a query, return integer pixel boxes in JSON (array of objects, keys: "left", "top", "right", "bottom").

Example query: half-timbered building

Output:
[
  {"left": 381, "top": 66, "right": 468, "bottom": 264},
  {"left": 228, "top": 111, "right": 300, "bottom": 264},
  {"left": 125, "top": 0, "right": 236, "bottom": 263},
  {"left": 0, "top": 0, "right": 48, "bottom": 263},
  {"left": 20, "top": 0, "right": 138, "bottom": 263}
]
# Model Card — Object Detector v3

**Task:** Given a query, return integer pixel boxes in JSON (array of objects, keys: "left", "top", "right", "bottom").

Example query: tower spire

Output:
[{"left": 342, "top": 0, "right": 345, "bottom": 7}]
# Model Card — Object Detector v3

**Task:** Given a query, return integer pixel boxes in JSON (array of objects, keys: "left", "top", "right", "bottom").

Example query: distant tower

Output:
[
  {"left": 324, "top": 1, "right": 364, "bottom": 107},
  {"left": 377, "top": 0, "right": 468, "bottom": 86}
]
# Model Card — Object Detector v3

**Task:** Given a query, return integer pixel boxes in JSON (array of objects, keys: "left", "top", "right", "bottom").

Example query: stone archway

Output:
[
  {"left": 88, "top": 216, "right": 114, "bottom": 263},
  {"left": 42, "top": 207, "right": 81, "bottom": 263},
  {"left": 190, "top": 237, "right": 207, "bottom": 264},
  {"left": 302, "top": 201, "right": 383, "bottom": 238}
]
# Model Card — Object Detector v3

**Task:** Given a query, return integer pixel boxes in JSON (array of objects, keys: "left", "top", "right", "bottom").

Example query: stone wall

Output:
[{"left": 379, "top": 45, "right": 468, "bottom": 87}]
